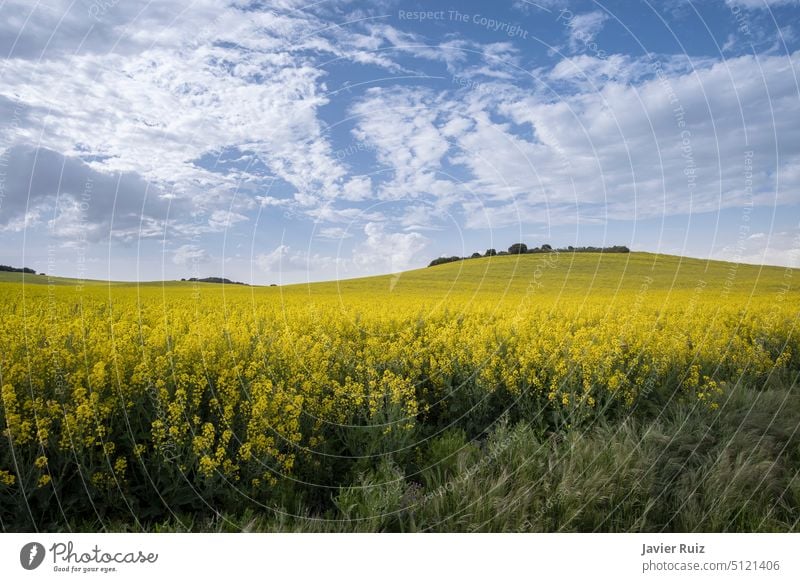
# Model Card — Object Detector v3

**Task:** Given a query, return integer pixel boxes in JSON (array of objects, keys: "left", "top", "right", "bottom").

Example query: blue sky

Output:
[{"left": 0, "top": 0, "right": 798, "bottom": 283}]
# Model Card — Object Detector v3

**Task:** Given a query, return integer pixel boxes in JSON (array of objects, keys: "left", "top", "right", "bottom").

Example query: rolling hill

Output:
[{"left": 5, "top": 251, "right": 795, "bottom": 305}]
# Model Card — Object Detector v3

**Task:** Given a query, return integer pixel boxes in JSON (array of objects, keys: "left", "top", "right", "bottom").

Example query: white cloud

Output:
[
  {"left": 723, "top": 34, "right": 738, "bottom": 53},
  {"left": 353, "top": 222, "right": 429, "bottom": 273},
  {"left": 256, "top": 195, "right": 293, "bottom": 207},
  {"left": 316, "top": 227, "right": 353, "bottom": 240},
  {"left": 2, "top": 209, "right": 42, "bottom": 233},
  {"left": 548, "top": 54, "right": 653, "bottom": 87},
  {"left": 306, "top": 205, "right": 384, "bottom": 224},
  {"left": 256, "top": 222, "right": 429, "bottom": 279},
  {"left": 0, "top": 1, "right": 421, "bottom": 242},
  {"left": 0, "top": 145, "right": 177, "bottom": 242},
  {"left": 399, "top": 204, "right": 449, "bottom": 231},
  {"left": 350, "top": 88, "right": 458, "bottom": 201},
  {"left": 341, "top": 175, "right": 374, "bottom": 201},
  {"left": 208, "top": 210, "right": 248, "bottom": 231},
  {"left": 173, "top": 244, "right": 210, "bottom": 267},
  {"left": 341, "top": 48, "right": 800, "bottom": 236},
  {"left": 256, "top": 245, "right": 292, "bottom": 272},
  {"left": 255, "top": 244, "right": 335, "bottom": 275},
  {"left": 0, "top": 31, "right": 338, "bottom": 210},
  {"left": 564, "top": 11, "right": 609, "bottom": 52},
  {"left": 713, "top": 230, "right": 800, "bottom": 267}
]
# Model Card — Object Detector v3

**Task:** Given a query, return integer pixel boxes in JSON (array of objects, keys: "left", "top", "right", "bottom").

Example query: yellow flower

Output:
[
  {"left": 114, "top": 457, "right": 128, "bottom": 475},
  {"left": 0, "top": 470, "right": 16, "bottom": 486},
  {"left": 198, "top": 455, "right": 217, "bottom": 478}
]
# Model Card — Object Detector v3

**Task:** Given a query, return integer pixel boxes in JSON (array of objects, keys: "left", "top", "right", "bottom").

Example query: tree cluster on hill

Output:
[
  {"left": 427, "top": 244, "right": 629, "bottom": 267},
  {"left": 428, "top": 256, "right": 462, "bottom": 267},
  {"left": 180, "top": 277, "right": 248, "bottom": 285},
  {"left": 0, "top": 265, "right": 40, "bottom": 274}
]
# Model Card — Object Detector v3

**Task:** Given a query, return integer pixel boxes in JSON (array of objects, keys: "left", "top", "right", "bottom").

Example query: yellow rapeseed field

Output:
[{"left": 1, "top": 252, "right": 798, "bottom": 527}]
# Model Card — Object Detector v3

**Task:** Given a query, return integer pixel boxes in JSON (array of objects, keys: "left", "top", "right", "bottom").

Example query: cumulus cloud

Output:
[
  {"left": 496, "top": 51, "right": 800, "bottom": 219},
  {"left": 353, "top": 222, "right": 429, "bottom": 273},
  {"left": 350, "top": 88, "right": 458, "bottom": 201},
  {"left": 255, "top": 245, "right": 292, "bottom": 273},
  {"left": 255, "top": 223, "right": 428, "bottom": 278},
  {"left": 255, "top": 244, "right": 335, "bottom": 275},
  {"left": 0, "top": 1, "right": 432, "bottom": 241},
  {"left": 0, "top": 145, "right": 177, "bottom": 242},
  {"left": 347, "top": 50, "right": 800, "bottom": 231},
  {"left": 172, "top": 244, "right": 210, "bottom": 267},
  {"left": 0, "top": 42, "right": 342, "bottom": 207},
  {"left": 714, "top": 230, "right": 800, "bottom": 267}
]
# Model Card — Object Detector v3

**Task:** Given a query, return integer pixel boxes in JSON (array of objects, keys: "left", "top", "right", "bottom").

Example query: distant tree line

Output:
[
  {"left": 428, "top": 243, "right": 629, "bottom": 267},
  {"left": 0, "top": 265, "right": 40, "bottom": 274},
  {"left": 180, "top": 276, "right": 249, "bottom": 285}
]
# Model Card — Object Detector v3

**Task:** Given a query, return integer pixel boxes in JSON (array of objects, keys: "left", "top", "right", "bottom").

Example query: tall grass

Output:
[{"left": 75, "top": 376, "right": 800, "bottom": 533}]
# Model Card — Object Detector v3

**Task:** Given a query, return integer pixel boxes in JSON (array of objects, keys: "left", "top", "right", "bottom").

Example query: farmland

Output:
[{"left": 1, "top": 252, "right": 799, "bottom": 531}]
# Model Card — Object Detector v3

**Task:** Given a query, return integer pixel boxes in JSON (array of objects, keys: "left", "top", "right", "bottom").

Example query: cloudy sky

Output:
[{"left": 0, "top": 0, "right": 799, "bottom": 283}]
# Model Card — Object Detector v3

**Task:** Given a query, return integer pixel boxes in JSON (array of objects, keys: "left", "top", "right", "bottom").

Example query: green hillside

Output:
[
  {"left": 309, "top": 251, "right": 798, "bottom": 301},
  {"left": 6, "top": 252, "right": 796, "bottom": 302}
]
